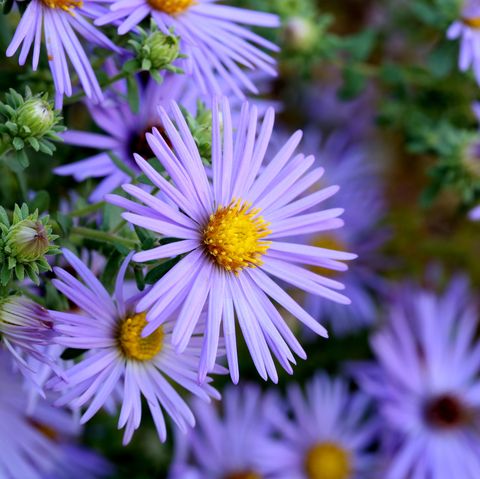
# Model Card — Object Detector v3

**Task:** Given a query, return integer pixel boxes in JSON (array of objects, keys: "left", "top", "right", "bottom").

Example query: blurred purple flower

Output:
[
  {"left": 261, "top": 374, "right": 377, "bottom": 479},
  {"left": 6, "top": 0, "right": 119, "bottom": 107},
  {"left": 170, "top": 384, "right": 272, "bottom": 479},
  {"left": 55, "top": 74, "right": 194, "bottom": 202},
  {"left": 300, "top": 132, "right": 387, "bottom": 335},
  {"left": 0, "top": 351, "right": 111, "bottom": 479},
  {"left": 95, "top": 0, "right": 279, "bottom": 97},
  {"left": 354, "top": 277, "right": 480, "bottom": 479},
  {"left": 48, "top": 249, "right": 222, "bottom": 444},
  {"left": 447, "top": 0, "right": 480, "bottom": 85},
  {"left": 108, "top": 98, "right": 356, "bottom": 384}
]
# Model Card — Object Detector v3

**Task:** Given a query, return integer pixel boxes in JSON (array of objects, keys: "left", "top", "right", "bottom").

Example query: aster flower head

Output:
[
  {"left": 261, "top": 374, "right": 377, "bottom": 479},
  {"left": 170, "top": 384, "right": 273, "bottom": 479},
  {"left": 108, "top": 98, "right": 356, "bottom": 384},
  {"left": 55, "top": 73, "right": 198, "bottom": 202},
  {"left": 96, "top": 0, "right": 280, "bottom": 98},
  {"left": 447, "top": 0, "right": 480, "bottom": 85},
  {"left": 48, "top": 249, "right": 222, "bottom": 444},
  {"left": 0, "top": 351, "right": 111, "bottom": 479},
  {"left": 354, "top": 277, "right": 480, "bottom": 479},
  {"left": 6, "top": 0, "right": 119, "bottom": 107}
]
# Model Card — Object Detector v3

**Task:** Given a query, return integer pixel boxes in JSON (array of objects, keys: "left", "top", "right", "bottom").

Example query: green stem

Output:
[
  {"left": 15, "top": 169, "right": 28, "bottom": 201},
  {"left": 71, "top": 226, "right": 138, "bottom": 249},
  {"left": 68, "top": 201, "right": 105, "bottom": 218}
]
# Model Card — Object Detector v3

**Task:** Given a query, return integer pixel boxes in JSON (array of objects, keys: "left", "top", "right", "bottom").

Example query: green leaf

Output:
[
  {"left": 61, "top": 348, "right": 88, "bottom": 360},
  {"left": 126, "top": 75, "right": 140, "bottom": 114},
  {"left": 144, "top": 257, "right": 181, "bottom": 284}
]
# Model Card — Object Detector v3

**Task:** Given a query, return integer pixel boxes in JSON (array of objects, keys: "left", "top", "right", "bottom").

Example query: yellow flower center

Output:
[
  {"left": 203, "top": 199, "right": 271, "bottom": 274},
  {"left": 41, "top": 0, "right": 82, "bottom": 12},
  {"left": 305, "top": 442, "right": 351, "bottom": 479},
  {"left": 147, "top": 0, "right": 194, "bottom": 14},
  {"left": 118, "top": 312, "right": 164, "bottom": 361},
  {"left": 462, "top": 16, "right": 480, "bottom": 29}
]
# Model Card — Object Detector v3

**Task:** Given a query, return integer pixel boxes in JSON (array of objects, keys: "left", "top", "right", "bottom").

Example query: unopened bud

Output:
[
  {"left": 6, "top": 218, "right": 50, "bottom": 262},
  {"left": 17, "top": 97, "right": 55, "bottom": 137},
  {"left": 141, "top": 31, "right": 181, "bottom": 71}
]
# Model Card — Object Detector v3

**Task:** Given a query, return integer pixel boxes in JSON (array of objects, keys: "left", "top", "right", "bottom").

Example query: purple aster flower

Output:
[
  {"left": 48, "top": 249, "right": 222, "bottom": 444},
  {"left": 447, "top": 0, "right": 480, "bottom": 85},
  {"left": 261, "top": 374, "right": 377, "bottom": 479},
  {"left": 169, "top": 384, "right": 273, "bottom": 479},
  {"left": 6, "top": 0, "right": 119, "bottom": 107},
  {"left": 0, "top": 295, "right": 58, "bottom": 390},
  {"left": 354, "top": 277, "right": 480, "bottom": 479},
  {"left": 95, "top": 0, "right": 279, "bottom": 98},
  {"left": 108, "top": 98, "right": 357, "bottom": 384},
  {"left": 55, "top": 73, "right": 196, "bottom": 202},
  {"left": 298, "top": 132, "right": 387, "bottom": 335},
  {"left": 0, "top": 351, "right": 111, "bottom": 479}
]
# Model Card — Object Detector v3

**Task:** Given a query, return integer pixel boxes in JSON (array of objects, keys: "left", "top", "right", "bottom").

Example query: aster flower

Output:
[
  {"left": 96, "top": 0, "right": 279, "bottom": 98},
  {"left": 169, "top": 384, "right": 272, "bottom": 479},
  {"left": 0, "top": 351, "right": 111, "bottom": 479},
  {"left": 447, "top": 0, "right": 480, "bottom": 85},
  {"left": 261, "top": 374, "right": 377, "bottom": 479},
  {"left": 108, "top": 98, "right": 356, "bottom": 383},
  {"left": 354, "top": 277, "right": 480, "bottom": 479},
  {"left": 0, "top": 295, "right": 57, "bottom": 390},
  {"left": 299, "top": 132, "right": 386, "bottom": 335},
  {"left": 55, "top": 73, "right": 196, "bottom": 202},
  {"left": 48, "top": 249, "right": 222, "bottom": 444},
  {"left": 6, "top": 0, "right": 119, "bottom": 107}
]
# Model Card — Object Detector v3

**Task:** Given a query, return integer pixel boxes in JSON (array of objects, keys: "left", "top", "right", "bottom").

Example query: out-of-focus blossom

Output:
[
  {"left": 261, "top": 374, "right": 377, "bottom": 479},
  {"left": 170, "top": 385, "right": 272, "bottom": 479},
  {"left": 354, "top": 277, "right": 480, "bottom": 479},
  {"left": 48, "top": 249, "right": 222, "bottom": 444},
  {"left": 0, "top": 351, "right": 111, "bottom": 479},
  {"left": 96, "top": 0, "right": 279, "bottom": 98},
  {"left": 300, "top": 132, "right": 386, "bottom": 335},
  {"left": 6, "top": 0, "right": 119, "bottom": 107},
  {"left": 108, "top": 98, "right": 356, "bottom": 384}
]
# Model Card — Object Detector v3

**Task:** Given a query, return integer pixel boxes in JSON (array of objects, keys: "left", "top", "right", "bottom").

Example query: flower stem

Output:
[
  {"left": 70, "top": 226, "right": 138, "bottom": 249},
  {"left": 67, "top": 202, "right": 106, "bottom": 217}
]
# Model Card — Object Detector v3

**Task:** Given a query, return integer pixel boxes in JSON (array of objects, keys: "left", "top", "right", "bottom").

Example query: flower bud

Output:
[
  {"left": 6, "top": 218, "right": 50, "bottom": 262},
  {"left": 284, "top": 17, "right": 316, "bottom": 51},
  {"left": 141, "top": 31, "right": 181, "bottom": 71},
  {"left": 16, "top": 97, "right": 56, "bottom": 138}
]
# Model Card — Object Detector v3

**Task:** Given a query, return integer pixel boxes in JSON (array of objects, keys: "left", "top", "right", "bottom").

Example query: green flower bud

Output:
[
  {"left": 284, "top": 16, "right": 316, "bottom": 51},
  {"left": 16, "top": 97, "right": 56, "bottom": 138},
  {"left": 141, "top": 31, "right": 181, "bottom": 71},
  {"left": 6, "top": 218, "right": 50, "bottom": 262}
]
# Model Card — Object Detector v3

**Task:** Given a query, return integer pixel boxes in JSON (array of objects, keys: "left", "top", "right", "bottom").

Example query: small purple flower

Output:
[
  {"left": 108, "top": 98, "right": 356, "bottom": 384},
  {"left": 447, "top": 0, "right": 480, "bottom": 84},
  {"left": 261, "top": 374, "right": 377, "bottom": 479},
  {"left": 299, "top": 132, "right": 387, "bottom": 335},
  {"left": 48, "top": 249, "right": 222, "bottom": 444},
  {"left": 95, "top": 0, "right": 279, "bottom": 97},
  {"left": 0, "top": 350, "right": 111, "bottom": 479},
  {"left": 6, "top": 0, "right": 119, "bottom": 107},
  {"left": 170, "top": 384, "right": 273, "bottom": 479},
  {"left": 354, "top": 277, "right": 480, "bottom": 479},
  {"left": 55, "top": 74, "right": 195, "bottom": 202}
]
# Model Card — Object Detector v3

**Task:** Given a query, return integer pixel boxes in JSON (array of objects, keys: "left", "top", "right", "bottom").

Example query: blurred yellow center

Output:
[
  {"left": 147, "top": 0, "right": 194, "bottom": 14},
  {"left": 305, "top": 442, "right": 351, "bottom": 479},
  {"left": 203, "top": 199, "right": 271, "bottom": 274},
  {"left": 118, "top": 313, "right": 164, "bottom": 361},
  {"left": 41, "top": 0, "right": 82, "bottom": 12},
  {"left": 462, "top": 17, "right": 480, "bottom": 28}
]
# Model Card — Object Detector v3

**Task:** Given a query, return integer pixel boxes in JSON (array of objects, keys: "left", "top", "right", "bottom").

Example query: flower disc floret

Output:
[
  {"left": 203, "top": 199, "right": 271, "bottom": 274},
  {"left": 118, "top": 312, "right": 164, "bottom": 361},
  {"left": 304, "top": 442, "right": 351, "bottom": 479},
  {"left": 41, "top": 0, "right": 83, "bottom": 12},
  {"left": 147, "top": 0, "right": 194, "bottom": 14}
]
